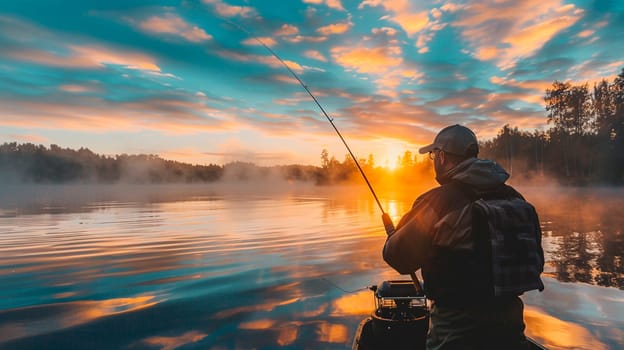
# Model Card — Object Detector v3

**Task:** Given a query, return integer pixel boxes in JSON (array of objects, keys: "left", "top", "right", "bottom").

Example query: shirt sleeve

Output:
[{"left": 382, "top": 196, "right": 439, "bottom": 274}]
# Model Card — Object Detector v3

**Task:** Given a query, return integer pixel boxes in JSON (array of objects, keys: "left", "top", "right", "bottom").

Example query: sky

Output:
[{"left": 1, "top": 0, "right": 623, "bottom": 167}]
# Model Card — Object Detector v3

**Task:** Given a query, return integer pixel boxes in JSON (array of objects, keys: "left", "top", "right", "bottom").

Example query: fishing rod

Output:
[
  {"left": 226, "top": 22, "right": 389, "bottom": 220},
  {"left": 231, "top": 21, "right": 423, "bottom": 294}
]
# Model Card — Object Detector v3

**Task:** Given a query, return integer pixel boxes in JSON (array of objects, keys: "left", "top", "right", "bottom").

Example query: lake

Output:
[{"left": 0, "top": 183, "right": 622, "bottom": 350}]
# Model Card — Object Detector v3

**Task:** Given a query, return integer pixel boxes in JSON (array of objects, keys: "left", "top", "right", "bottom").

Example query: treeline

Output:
[
  {"left": 0, "top": 143, "right": 223, "bottom": 184},
  {"left": 0, "top": 142, "right": 333, "bottom": 184},
  {"left": 0, "top": 141, "right": 431, "bottom": 186},
  {"left": 480, "top": 68, "right": 624, "bottom": 185}
]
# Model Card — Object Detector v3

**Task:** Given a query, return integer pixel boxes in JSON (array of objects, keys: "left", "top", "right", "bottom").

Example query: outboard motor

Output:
[{"left": 370, "top": 280, "right": 429, "bottom": 349}]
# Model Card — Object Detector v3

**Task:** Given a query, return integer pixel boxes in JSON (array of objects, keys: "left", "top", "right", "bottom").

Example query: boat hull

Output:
[{"left": 352, "top": 316, "right": 547, "bottom": 350}]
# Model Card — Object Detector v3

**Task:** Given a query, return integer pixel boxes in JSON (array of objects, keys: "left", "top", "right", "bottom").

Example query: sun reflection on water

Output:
[{"left": 525, "top": 306, "right": 608, "bottom": 350}]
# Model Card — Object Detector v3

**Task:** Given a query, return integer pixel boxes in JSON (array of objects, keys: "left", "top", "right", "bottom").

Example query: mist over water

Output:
[{"left": 0, "top": 183, "right": 622, "bottom": 349}]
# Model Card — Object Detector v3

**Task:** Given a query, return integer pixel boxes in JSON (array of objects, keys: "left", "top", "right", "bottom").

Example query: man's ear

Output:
[{"left": 438, "top": 150, "right": 446, "bottom": 165}]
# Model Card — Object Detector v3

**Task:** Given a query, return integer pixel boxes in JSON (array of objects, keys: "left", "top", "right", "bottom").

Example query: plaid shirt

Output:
[{"left": 473, "top": 197, "right": 545, "bottom": 296}]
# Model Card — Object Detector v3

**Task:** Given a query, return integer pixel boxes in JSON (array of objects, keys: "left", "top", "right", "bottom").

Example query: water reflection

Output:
[
  {"left": 525, "top": 306, "right": 608, "bottom": 350},
  {"left": 524, "top": 187, "right": 624, "bottom": 290},
  {"left": 0, "top": 185, "right": 622, "bottom": 349},
  {"left": 0, "top": 296, "right": 157, "bottom": 343},
  {"left": 140, "top": 331, "right": 207, "bottom": 350}
]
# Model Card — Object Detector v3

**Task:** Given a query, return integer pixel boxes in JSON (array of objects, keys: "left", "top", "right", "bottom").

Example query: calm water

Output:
[{"left": 0, "top": 184, "right": 622, "bottom": 350}]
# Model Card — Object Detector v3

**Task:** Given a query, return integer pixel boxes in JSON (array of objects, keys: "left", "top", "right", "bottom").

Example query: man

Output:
[{"left": 383, "top": 124, "right": 544, "bottom": 350}]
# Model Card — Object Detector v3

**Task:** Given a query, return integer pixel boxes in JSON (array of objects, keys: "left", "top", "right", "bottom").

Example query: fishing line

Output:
[
  {"left": 227, "top": 20, "right": 423, "bottom": 295},
  {"left": 319, "top": 277, "right": 370, "bottom": 294},
  {"left": 225, "top": 20, "right": 386, "bottom": 216}
]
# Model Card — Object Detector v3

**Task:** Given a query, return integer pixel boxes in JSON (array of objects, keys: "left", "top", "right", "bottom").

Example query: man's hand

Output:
[{"left": 381, "top": 213, "right": 395, "bottom": 236}]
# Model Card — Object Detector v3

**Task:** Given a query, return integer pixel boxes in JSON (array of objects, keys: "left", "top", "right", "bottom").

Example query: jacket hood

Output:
[{"left": 442, "top": 157, "right": 509, "bottom": 190}]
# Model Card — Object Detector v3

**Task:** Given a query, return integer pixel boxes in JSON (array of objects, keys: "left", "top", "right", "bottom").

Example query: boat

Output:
[{"left": 352, "top": 280, "right": 547, "bottom": 350}]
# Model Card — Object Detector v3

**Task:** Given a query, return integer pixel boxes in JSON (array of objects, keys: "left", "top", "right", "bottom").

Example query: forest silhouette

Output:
[{"left": 2, "top": 69, "right": 623, "bottom": 186}]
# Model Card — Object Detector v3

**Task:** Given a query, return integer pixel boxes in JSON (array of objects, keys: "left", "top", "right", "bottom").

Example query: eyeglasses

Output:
[{"left": 428, "top": 149, "right": 440, "bottom": 160}]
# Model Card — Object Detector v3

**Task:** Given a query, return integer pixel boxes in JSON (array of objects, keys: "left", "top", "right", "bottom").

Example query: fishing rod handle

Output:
[{"left": 381, "top": 213, "right": 395, "bottom": 236}]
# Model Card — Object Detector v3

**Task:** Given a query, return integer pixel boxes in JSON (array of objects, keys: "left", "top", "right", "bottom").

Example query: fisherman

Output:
[{"left": 382, "top": 124, "right": 544, "bottom": 350}]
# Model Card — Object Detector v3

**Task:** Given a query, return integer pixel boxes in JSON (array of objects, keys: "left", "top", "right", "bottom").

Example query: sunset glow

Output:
[{"left": 0, "top": 1, "right": 622, "bottom": 166}]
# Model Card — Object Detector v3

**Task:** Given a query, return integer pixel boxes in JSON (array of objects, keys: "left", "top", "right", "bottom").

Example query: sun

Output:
[
  {"left": 386, "top": 159, "right": 399, "bottom": 171},
  {"left": 382, "top": 143, "right": 403, "bottom": 171}
]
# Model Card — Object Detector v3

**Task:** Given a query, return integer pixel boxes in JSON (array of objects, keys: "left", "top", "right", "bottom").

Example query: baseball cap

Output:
[{"left": 418, "top": 124, "right": 479, "bottom": 156}]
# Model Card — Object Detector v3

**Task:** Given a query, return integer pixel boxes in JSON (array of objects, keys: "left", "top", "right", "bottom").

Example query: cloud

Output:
[
  {"left": 0, "top": 16, "right": 166, "bottom": 75},
  {"left": 317, "top": 21, "right": 352, "bottom": 35},
  {"left": 339, "top": 98, "right": 437, "bottom": 145},
  {"left": 136, "top": 13, "right": 212, "bottom": 42},
  {"left": 216, "top": 49, "right": 305, "bottom": 74},
  {"left": 0, "top": 95, "right": 238, "bottom": 134},
  {"left": 452, "top": 0, "right": 584, "bottom": 70},
  {"left": 4, "top": 45, "right": 163, "bottom": 74},
  {"left": 490, "top": 76, "right": 554, "bottom": 93},
  {"left": 302, "top": 0, "right": 345, "bottom": 11},
  {"left": 4, "top": 133, "right": 48, "bottom": 143},
  {"left": 242, "top": 36, "right": 277, "bottom": 47},
  {"left": 577, "top": 29, "right": 594, "bottom": 39},
  {"left": 358, "top": 1, "right": 451, "bottom": 54},
  {"left": 274, "top": 24, "right": 299, "bottom": 37},
  {"left": 331, "top": 46, "right": 402, "bottom": 75},
  {"left": 281, "top": 35, "right": 328, "bottom": 44},
  {"left": 304, "top": 50, "right": 328, "bottom": 62},
  {"left": 59, "top": 83, "right": 102, "bottom": 94},
  {"left": 330, "top": 42, "right": 418, "bottom": 97},
  {"left": 271, "top": 74, "right": 299, "bottom": 85},
  {"left": 371, "top": 27, "right": 399, "bottom": 37},
  {"left": 202, "top": 0, "right": 258, "bottom": 18},
  {"left": 359, "top": 0, "right": 430, "bottom": 37}
]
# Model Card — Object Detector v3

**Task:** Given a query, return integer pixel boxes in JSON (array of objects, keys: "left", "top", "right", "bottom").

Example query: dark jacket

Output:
[{"left": 383, "top": 158, "right": 543, "bottom": 306}]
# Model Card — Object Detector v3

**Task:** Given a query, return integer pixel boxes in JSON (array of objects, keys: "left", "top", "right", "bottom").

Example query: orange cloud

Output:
[
  {"left": 217, "top": 49, "right": 304, "bottom": 74},
  {"left": 577, "top": 29, "right": 594, "bottom": 38},
  {"left": 359, "top": 0, "right": 430, "bottom": 37},
  {"left": 330, "top": 44, "right": 414, "bottom": 96},
  {"left": 202, "top": 0, "right": 257, "bottom": 18},
  {"left": 59, "top": 83, "right": 102, "bottom": 94},
  {"left": 304, "top": 50, "right": 328, "bottom": 62},
  {"left": 5, "top": 44, "right": 163, "bottom": 73},
  {"left": 274, "top": 24, "right": 299, "bottom": 37},
  {"left": 0, "top": 96, "right": 239, "bottom": 134},
  {"left": 476, "top": 46, "right": 499, "bottom": 61},
  {"left": 272, "top": 74, "right": 300, "bottom": 85},
  {"left": 331, "top": 46, "right": 402, "bottom": 75},
  {"left": 454, "top": 0, "right": 583, "bottom": 69},
  {"left": 489, "top": 76, "right": 554, "bottom": 93},
  {"left": 282, "top": 35, "right": 328, "bottom": 44},
  {"left": 394, "top": 11, "right": 430, "bottom": 36},
  {"left": 317, "top": 21, "right": 352, "bottom": 35},
  {"left": 71, "top": 45, "right": 162, "bottom": 71},
  {"left": 242, "top": 36, "right": 277, "bottom": 47},
  {"left": 137, "top": 14, "right": 212, "bottom": 42},
  {"left": 371, "top": 27, "right": 399, "bottom": 37},
  {"left": 568, "top": 60, "right": 624, "bottom": 85},
  {"left": 4, "top": 134, "right": 48, "bottom": 143},
  {"left": 504, "top": 15, "right": 581, "bottom": 68},
  {"left": 0, "top": 16, "right": 167, "bottom": 76},
  {"left": 303, "top": 0, "right": 345, "bottom": 11}
]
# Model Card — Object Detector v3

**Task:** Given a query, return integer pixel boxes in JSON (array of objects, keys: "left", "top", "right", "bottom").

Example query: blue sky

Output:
[{"left": 1, "top": 0, "right": 623, "bottom": 167}]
